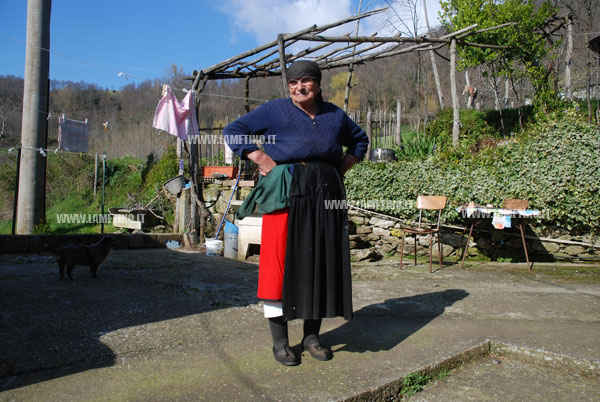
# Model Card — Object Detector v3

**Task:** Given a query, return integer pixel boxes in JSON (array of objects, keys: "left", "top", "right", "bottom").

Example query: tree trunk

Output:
[
  {"left": 422, "top": 0, "right": 444, "bottom": 109},
  {"left": 450, "top": 39, "right": 460, "bottom": 147},
  {"left": 504, "top": 78, "right": 510, "bottom": 108},
  {"left": 366, "top": 107, "right": 372, "bottom": 159},
  {"left": 565, "top": 14, "right": 573, "bottom": 101},
  {"left": 395, "top": 99, "right": 402, "bottom": 145},
  {"left": 343, "top": 66, "right": 353, "bottom": 113}
]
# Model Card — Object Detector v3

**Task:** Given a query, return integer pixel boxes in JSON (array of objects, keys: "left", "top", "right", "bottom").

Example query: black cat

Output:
[{"left": 54, "top": 236, "right": 116, "bottom": 280}]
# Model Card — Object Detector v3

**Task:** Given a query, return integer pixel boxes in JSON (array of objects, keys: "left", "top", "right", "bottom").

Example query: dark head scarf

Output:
[{"left": 286, "top": 60, "right": 321, "bottom": 84}]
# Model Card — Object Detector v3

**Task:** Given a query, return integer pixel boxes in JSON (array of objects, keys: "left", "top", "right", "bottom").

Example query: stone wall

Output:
[
  {"left": 199, "top": 186, "right": 600, "bottom": 262},
  {"left": 202, "top": 181, "right": 252, "bottom": 237},
  {"left": 348, "top": 209, "right": 599, "bottom": 263}
]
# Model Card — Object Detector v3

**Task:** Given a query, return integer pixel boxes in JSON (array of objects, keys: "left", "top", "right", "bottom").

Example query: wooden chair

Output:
[{"left": 400, "top": 196, "right": 447, "bottom": 273}]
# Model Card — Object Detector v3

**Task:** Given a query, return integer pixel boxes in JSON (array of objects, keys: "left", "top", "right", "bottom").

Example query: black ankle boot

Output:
[
  {"left": 302, "top": 319, "right": 333, "bottom": 361},
  {"left": 302, "top": 336, "right": 333, "bottom": 361},
  {"left": 269, "top": 317, "right": 298, "bottom": 366},
  {"left": 273, "top": 343, "right": 298, "bottom": 366}
]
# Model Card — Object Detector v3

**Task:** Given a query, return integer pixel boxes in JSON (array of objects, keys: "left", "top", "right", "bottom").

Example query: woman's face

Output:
[{"left": 288, "top": 76, "right": 320, "bottom": 107}]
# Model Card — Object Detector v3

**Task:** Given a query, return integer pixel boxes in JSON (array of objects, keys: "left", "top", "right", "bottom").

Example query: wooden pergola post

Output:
[
  {"left": 244, "top": 76, "right": 250, "bottom": 113},
  {"left": 366, "top": 107, "right": 372, "bottom": 160},
  {"left": 450, "top": 39, "right": 460, "bottom": 147},
  {"left": 396, "top": 99, "right": 402, "bottom": 146},
  {"left": 277, "top": 34, "right": 289, "bottom": 97}
]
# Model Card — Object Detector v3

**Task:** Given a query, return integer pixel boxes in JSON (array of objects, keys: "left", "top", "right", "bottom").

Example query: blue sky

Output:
[{"left": 0, "top": 0, "right": 442, "bottom": 90}]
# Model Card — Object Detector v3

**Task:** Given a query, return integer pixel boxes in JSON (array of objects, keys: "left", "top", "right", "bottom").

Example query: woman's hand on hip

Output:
[
  {"left": 338, "top": 154, "right": 360, "bottom": 176},
  {"left": 246, "top": 150, "right": 277, "bottom": 176}
]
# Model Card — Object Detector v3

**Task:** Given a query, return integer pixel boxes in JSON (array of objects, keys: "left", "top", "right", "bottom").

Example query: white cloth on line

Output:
[{"left": 224, "top": 141, "right": 234, "bottom": 164}]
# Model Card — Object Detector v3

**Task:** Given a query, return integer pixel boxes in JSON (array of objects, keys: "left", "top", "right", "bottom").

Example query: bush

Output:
[
  {"left": 142, "top": 146, "right": 179, "bottom": 199},
  {"left": 346, "top": 106, "right": 600, "bottom": 235},
  {"left": 425, "top": 106, "right": 536, "bottom": 153},
  {"left": 0, "top": 148, "right": 181, "bottom": 234},
  {"left": 391, "top": 135, "right": 437, "bottom": 160}
]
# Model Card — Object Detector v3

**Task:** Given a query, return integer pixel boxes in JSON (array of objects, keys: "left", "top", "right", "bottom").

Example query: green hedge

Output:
[{"left": 345, "top": 108, "right": 600, "bottom": 235}]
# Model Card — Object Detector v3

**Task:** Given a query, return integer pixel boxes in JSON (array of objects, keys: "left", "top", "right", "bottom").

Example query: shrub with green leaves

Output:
[
  {"left": 142, "top": 146, "right": 179, "bottom": 199},
  {"left": 425, "top": 107, "right": 536, "bottom": 153},
  {"left": 346, "top": 107, "right": 600, "bottom": 235},
  {"left": 392, "top": 135, "right": 437, "bottom": 160}
]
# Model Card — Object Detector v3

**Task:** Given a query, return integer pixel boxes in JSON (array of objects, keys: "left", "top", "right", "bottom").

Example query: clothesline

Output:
[
  {"left": 2, "top": 144, "right": 105, "bottom": 159},
  {"left": 1, "top": 33, "right": 137, "bottom": 81},
  {"left": 12, "top": 86, "right": 267, "bottom": 133}
]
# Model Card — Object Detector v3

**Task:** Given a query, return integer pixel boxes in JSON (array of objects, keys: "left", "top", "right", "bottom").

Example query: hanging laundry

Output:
[
  {"left": 224, "top": 141, "right": 234, "bottom": 164},
  {"left": 492, "top": 213, "right": 511, "bottom": 229},
  {"left": 152, "top": 85, "right": 199, "bottom": 141},
  {"left": 58, "top": 115, "right": 89, "bottom": 153}
]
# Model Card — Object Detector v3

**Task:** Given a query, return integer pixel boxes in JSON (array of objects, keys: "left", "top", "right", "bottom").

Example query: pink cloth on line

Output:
[{"left": 152, "top": 85, "right": 199, "bottom": 140}]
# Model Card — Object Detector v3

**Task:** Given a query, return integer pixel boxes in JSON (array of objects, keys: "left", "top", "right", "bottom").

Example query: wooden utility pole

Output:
[{"left": 16, "top": 0, "right": 51, "bottom": 234}]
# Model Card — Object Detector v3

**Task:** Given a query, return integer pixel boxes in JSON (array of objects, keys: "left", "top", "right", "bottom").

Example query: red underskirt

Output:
[{"left": 257, "top": 209, "right": 288, "bottom": 301}]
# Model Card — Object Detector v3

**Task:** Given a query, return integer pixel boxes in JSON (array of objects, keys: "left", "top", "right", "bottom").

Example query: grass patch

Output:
[
  {"left": 400, "top": 372, "right": 432, "bottom": 399},
  {"left": 400, "top": 368, "right": 453, "bottom": 399}
]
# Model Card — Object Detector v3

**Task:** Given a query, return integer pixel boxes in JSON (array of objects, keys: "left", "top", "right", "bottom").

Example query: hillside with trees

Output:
[{"left": 0, "top": 0, "right": 598, "bottom": 235}]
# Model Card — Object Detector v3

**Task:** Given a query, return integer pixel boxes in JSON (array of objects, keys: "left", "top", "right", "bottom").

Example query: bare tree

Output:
[
  {"left": 384, "top": 0, "right": 427, "bottom": 130},
  {"left": 0, "top": 97, "right": 20, "bottom": 140},
  {"left": 422, "top": 0, "right": 445, "bottom": 109},
  {"left": 554, "top": 0, "right": 600, "bottom": 121}
]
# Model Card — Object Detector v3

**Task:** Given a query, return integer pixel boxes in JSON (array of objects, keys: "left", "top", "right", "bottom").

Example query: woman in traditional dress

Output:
[{"left": 224, "top": 60, "right": 369, "bottom": 366}]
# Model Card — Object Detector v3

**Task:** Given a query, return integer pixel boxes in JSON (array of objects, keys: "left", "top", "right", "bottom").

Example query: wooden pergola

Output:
[
  {"left": 186, "top": 8, "right": 509, "bottom": 101},
  {"left": 181, "top": 8, "right": 511, "bottom": 239}
]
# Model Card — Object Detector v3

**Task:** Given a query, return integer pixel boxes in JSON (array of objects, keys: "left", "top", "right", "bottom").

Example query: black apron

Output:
[{"left": 282, "top": 162, "right": 353, "bottom": 321}]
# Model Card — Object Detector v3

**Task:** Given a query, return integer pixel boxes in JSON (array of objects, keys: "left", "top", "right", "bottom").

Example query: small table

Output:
[{"left": 456, "top": 205, "right": 541, "bottom": 271}]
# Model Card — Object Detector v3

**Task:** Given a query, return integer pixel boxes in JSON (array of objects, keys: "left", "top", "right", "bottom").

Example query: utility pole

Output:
[{"left": 16, "top": 0, "right": 52, "bottom": 234}]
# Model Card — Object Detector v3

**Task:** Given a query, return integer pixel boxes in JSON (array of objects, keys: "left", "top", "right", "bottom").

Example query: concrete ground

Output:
[{"left": 0, "top": 249, "right": 599, "bottom": 401}]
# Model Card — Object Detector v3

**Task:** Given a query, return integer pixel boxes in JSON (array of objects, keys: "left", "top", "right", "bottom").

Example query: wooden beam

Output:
[
  {"left": 277, "top": 34, "right": 289, "bottom": 97},
  {"left": 195, "top": 7, "right": 387, "bottom": 78}
]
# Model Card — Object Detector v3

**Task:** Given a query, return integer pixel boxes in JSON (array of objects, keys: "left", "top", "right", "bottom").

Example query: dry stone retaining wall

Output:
[
  {"left": 348, "top": 209, "right": 599, "bottom": 263},
  {"left": 204, "top": 186, "right": 599, "bottom": 262}
]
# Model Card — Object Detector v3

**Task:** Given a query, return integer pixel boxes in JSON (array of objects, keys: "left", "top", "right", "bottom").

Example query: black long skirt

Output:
[{"left": 282, "top": 162, "right": 353, "bottom": 321}]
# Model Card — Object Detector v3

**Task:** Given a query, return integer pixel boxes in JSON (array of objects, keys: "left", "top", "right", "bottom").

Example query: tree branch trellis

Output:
[{"left": 186, "top": 8, "right": 513, "bottom": 92}]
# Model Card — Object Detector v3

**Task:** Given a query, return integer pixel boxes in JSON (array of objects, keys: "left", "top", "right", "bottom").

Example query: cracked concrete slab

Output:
[{"left": 1, "top": 249, "right": 599, "bottom": 401}]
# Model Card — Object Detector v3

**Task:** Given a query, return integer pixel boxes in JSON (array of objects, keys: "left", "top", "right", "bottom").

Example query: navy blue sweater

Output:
[{"left": 223, "top": 98, "right": 369, "bottom": 165}]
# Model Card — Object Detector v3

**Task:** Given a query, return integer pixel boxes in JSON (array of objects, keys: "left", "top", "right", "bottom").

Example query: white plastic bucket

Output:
[{"left": 205, "top": 239, "right": 223, "bottom": 256}]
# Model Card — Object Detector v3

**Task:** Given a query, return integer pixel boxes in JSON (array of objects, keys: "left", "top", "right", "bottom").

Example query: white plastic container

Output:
[
  {"left": 223, "top": 221, "right": 239, "bottom": 259},
  {"left": 205, "top": 239, "right": 223, "bottom": 256}
]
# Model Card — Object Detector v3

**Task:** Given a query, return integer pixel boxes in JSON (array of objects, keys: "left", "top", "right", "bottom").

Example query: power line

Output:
[{"left": 0, "top": 33, "right": 136, "bottom": 80}]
